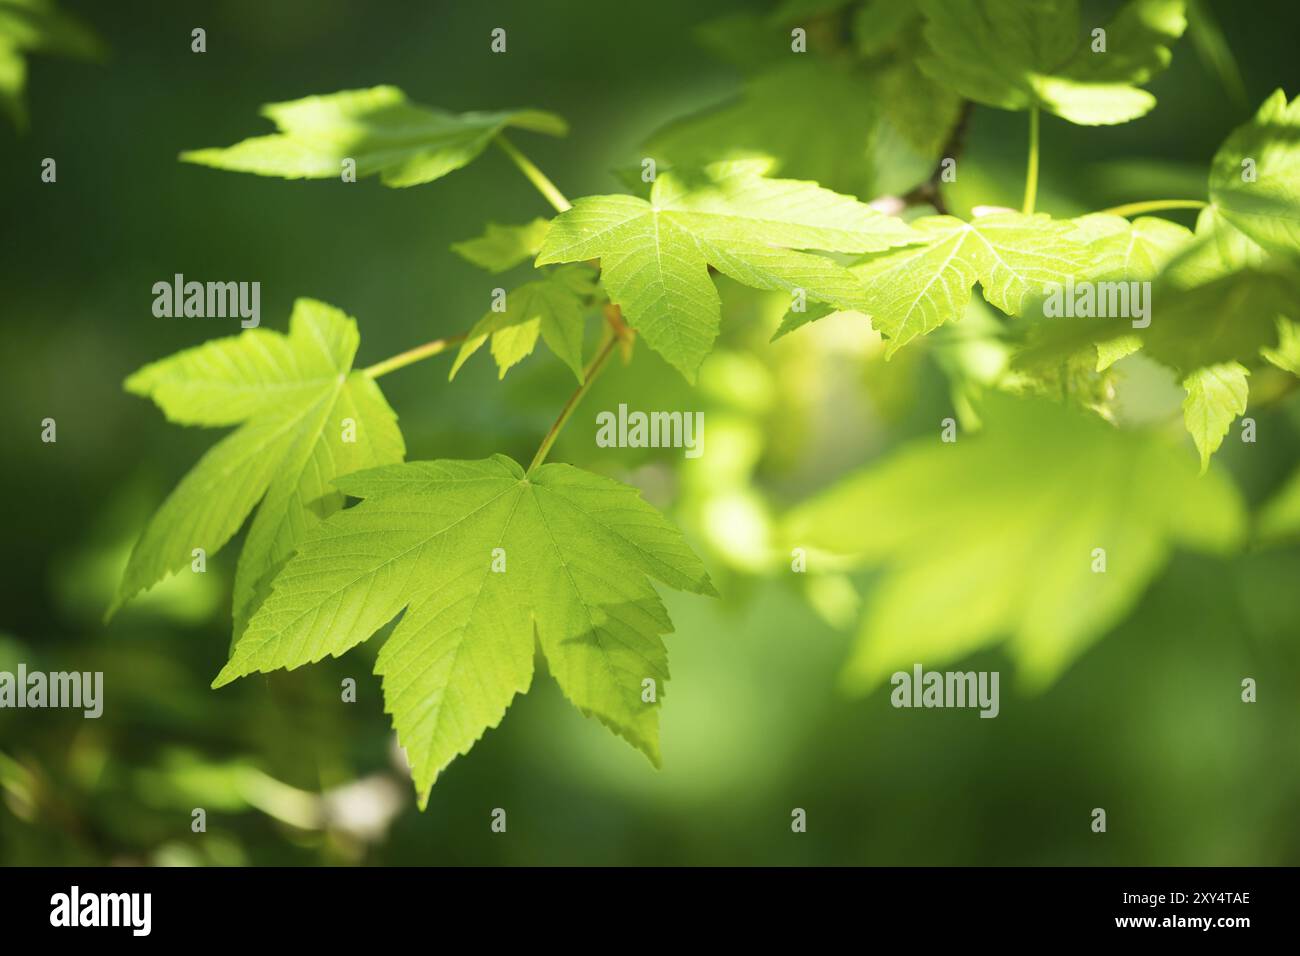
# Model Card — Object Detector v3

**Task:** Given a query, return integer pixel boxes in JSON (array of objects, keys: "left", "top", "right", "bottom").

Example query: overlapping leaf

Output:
[
  {"left": 1013, "top": 206, "right": 1295, "bottom": 436},
  {"left": 918, "top": 0, "right": 1187, "bottom": 125},
  {"left": 537, "top": 160, "right": 919, "bottom": 380},
  {"left": 180, "top": 86, "right": 566, "bottom": 187},
  {"left": 779, "top": 213, "right": 1090, "bottom": 354},
  {"left": 449, "top": 265, "right": 597, "bottom": 382},
  {"left": 785, "top": 398, "right": 1244, "bottom": 691},
  {"left": 213, "top": 455, "right": 716, "bottom": 805},
  {"left": 112, "top": 299, "right": 405, "bottom": 635},
  {"left": 1182, "top": 362, "right": 1249, "bottom": 473}
]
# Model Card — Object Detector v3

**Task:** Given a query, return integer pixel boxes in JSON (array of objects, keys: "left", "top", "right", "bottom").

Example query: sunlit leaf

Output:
[
  {"left": 538, "top": 160, "right": 918, "bottom": 380},
  {"left": 113, "top": 300, "right": 404, "bottom": 635},
  {"left": 1182, "top": 362, "right": 1249, "bottom": 472},
  {"left": 780, "top": 213, "right": 1090, "bottom": 354},
  {"left": 180, "top": 86, "right": 566, "bottom": 187},
  {"left": 215, "top": 456, "right": 716, "bottom": 805},
  {"left": 450, "top": 265, "right": 597, "bottom": 382}
]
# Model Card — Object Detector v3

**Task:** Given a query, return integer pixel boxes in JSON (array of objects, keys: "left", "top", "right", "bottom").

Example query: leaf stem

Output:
[
  {"left": 1021, "top": 107, "right": 1040, "bottom": 215},
  {"left": 494, "top": 134, "right": 572, "bottom": 214},
  {"left": 528, "top": 325, "right": 624, "bottom": 472},
  {"left": 1094, "top": 199, "right": 1209, "bottom": 217},
  {"left": 361, "top": 333, "right": 467, "bottom": 379}
]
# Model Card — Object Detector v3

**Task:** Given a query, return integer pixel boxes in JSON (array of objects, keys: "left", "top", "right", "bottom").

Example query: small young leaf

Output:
[
  {"left": 451, "top": 218, "right": 552, "bottom": 273},
  {"left": 113, "top": 299, "right": 404, "bottom": 631},
  {"left": 1182, "top": 362, "right": 1249, "bottom": 473},
  {"left": 213, "top": 456, "right": 716, "bottom": 806},
  {"left": 450, "top": 266, "right": 597, "bottom": 382},
  {"left": 180, "top": 86, "right": 566, "bottom": 187},
  {"left": 537, "top": 159, "right": 919, "bottom": 380}
]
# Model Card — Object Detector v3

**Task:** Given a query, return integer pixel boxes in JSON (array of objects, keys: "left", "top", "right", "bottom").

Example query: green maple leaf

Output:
[
  {"left": 111, "top": 299, "right": 405, "bottom": 634},
  {"left": 1208, "top": 89, "right": 1300, "bottom": 257},
  {"left": 0, "top": 0, "right": 102, "bottom": 128},
  {"left": 779, "top": 213, "right": 1089, "bottom": 354},
  {"left": 536, "top": 159, "right": 919, "bottom": 380},
  {"left": 785, "top": 398, "right": 1243, "bottom": 690},
  {"left": 213, "top": 455, "right": 716, "bottom": 805},
  {"left": 918, "top": 0, "right": 1187, "bottom": 125},
  {"left": 180, "top": 86, "right": 566, "bottom": 187},
  {"left": 451, "top": 218, "right": 552, "bottom": 273},
  {"left": 449, "top": 265, "right": 597, "bottom": 382},
  {"left": 1182, "top": 362, "right": 1249, "bottom": 473}
]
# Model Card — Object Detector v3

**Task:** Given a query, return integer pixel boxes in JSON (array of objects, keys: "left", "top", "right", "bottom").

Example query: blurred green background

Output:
[{"left": 1, "top": 0, "right": 1298, "bottom": 865}]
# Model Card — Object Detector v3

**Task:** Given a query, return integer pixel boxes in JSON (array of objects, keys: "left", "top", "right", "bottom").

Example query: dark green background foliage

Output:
[{"left": 1, "top": 0, "right": 1298, "bottom": 865}]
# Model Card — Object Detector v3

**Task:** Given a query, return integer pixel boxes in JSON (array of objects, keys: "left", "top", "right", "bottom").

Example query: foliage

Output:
[{"left": 69, "top": 0, "right": 1300, "bottom": 805}]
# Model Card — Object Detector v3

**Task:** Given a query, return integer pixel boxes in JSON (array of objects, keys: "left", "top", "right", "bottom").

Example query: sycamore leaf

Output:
[
  {"left": 918, "top": 0, "right": 1187, "bottom": 125},
  {"left": 112, "top": 299, "right": 405, "bottom": 634},
  {"left": 449, "top": 265, "right": 597, "bottom": 382},
  {"left": 1208, "top": 89, "right": 1300, "bottom": 256},
  {"left": 0, "top": 0, "right": 102, "bottom": 128},
  {"left": 451, "top": 218, "right": 552, "bottom": 273},
  {"left": 180, "top": 86, "right": 566, "bottom": 188},
  {"left": 785, "top": 398, "right": 1243, "bottom": 691},
  {"left": 537, "top": 160, "right": 919, "bottom": 380},
  {"left": 213, "top": 455, "right": 716, "bottom": 805},
  {"left": 1182, "top": 362, "right": 1249, "bottom": 473},
  {"left": 779, "top": 213, "right": 1089, "bottom": 353}
]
